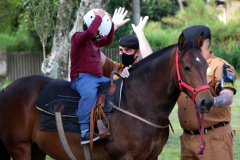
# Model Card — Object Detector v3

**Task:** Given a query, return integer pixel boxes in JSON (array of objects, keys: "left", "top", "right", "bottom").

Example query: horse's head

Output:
[{"left": 177, "top": 32, "right": 214, "bottom": 113}]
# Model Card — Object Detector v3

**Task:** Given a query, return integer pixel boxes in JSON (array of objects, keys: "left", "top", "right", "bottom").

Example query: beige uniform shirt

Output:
[
  {"left": 177, "top": 52, "right": 237, "bottom": 131},
  {"left": 102, "top": 57, "right": 124, "bottom": 79}
]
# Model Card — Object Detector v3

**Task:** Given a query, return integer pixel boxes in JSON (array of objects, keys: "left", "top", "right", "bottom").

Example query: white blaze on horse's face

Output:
[{"left": 196, "top": 57, "right": 201, "bottom": 62}]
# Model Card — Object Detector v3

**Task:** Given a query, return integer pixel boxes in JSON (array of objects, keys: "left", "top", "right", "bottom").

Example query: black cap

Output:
[
  {"left": 182, "top": 25, "right": 211, "bottom": 41},
  {"left": 119, "top": 35, "right": 139, "bottom": 49}
]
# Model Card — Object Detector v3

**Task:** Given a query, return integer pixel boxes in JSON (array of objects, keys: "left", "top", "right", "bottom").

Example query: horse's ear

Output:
[
  {"left": 195, "top": 32, "right": 204, "bottom": 47},
  {"left": 178, "top": 33, "right": 186, "bottom": 50}
]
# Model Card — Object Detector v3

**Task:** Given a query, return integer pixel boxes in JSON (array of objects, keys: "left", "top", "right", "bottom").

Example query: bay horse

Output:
[{"left": 0, "top": 33, "right": 213, "bottom": 160}]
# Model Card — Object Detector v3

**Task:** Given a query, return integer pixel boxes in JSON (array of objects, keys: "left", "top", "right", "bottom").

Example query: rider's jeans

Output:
[{"left": 71, "top": 73, "right": 109, "bottom": 130}]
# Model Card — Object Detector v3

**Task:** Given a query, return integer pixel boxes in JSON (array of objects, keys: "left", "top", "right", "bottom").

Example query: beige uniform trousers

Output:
[{"left": 180, "top": 124, "right": 234, "bottom": 160}]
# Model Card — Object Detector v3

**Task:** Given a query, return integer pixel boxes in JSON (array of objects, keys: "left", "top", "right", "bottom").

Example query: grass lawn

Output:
[{"left": 158, "top": 78, "right": 240, "bottom": 160}]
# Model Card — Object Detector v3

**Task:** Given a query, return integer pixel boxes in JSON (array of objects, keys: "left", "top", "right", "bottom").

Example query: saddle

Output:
[{"left": 36, "top": 78, "right": 123, "bottom": 134}]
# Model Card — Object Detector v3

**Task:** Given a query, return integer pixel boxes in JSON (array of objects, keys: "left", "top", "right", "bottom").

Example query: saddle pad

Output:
[
  {"left": 36, "top": 78, "right": 123, "bottom": 117},
  {"left": 39, "top": 111, "right": 80, "bottom": 133},
  {"left": 39, "top": 109, "right": 110, "bottom": 134}
]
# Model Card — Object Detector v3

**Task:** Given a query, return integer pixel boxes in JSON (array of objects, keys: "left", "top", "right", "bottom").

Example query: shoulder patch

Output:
[
  {"left": 224, "top": 65, "right": 234, "bottom": 80},
  {"left": 217, "top": 64, "right": 236, "bottom": 95},
  {"left": 226, "top": 68, "right": 234, "bottom": 80}
]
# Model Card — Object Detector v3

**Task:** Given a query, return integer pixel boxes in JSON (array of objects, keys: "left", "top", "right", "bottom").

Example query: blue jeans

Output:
[{"left": 71, "top": 73, "right": 110, "bottom": 130}]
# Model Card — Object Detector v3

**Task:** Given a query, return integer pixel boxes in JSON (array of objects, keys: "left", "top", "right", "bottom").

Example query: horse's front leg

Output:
[
  {"left": 7, "top": 142, "right": 32, "bottom": 160},
  {"left": 119, "top": 156, "right": 133, "bottom": 160},
  {"left": 0, "top": 139, "right": 10, "bottom": 160},
  {"left": 31, "top": 143, "right": 46, "bottom": 160}
]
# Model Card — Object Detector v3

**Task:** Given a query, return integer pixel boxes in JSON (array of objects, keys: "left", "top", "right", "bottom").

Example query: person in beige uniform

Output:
[
  {"left": 177, "top": 25, "right": 237, "bottom": 160},
  {"left": 100, "top": 16, "right": 153, "bottom": 78}
]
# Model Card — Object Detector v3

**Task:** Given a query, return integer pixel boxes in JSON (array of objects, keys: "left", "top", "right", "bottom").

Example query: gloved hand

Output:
[
  {"left": 132, "top": 16, "right": 149, "bottom": 35},
  {"left": 121, "top": 65, "right": 131, "bottom": 78},
  {"left": 112, "top": 7, "right": 130, "bottom": 30}
]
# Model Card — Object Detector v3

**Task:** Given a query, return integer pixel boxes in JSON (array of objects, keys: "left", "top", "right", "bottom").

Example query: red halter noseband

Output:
[{"left": 175, "top": 47, "right": 210, "bottom": 104}]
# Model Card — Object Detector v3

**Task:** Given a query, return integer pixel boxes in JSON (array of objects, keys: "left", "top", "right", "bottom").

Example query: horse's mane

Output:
[
  {"left": 130, "top": 40, "right": 201, "bottom": 72},
  {"left": 130, "top": 44, "right": 177, "bottom": 71}
]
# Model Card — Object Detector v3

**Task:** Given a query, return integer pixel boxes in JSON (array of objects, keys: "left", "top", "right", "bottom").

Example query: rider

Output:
[
  {"left": 70, "top": 8, "right": 128, "bottom": 145},
  {"left": 177, "top": 25, "right": 237, "bottom": 160},
  {"left": 101, "top": 16, "right": 152, "bottom": 78}
]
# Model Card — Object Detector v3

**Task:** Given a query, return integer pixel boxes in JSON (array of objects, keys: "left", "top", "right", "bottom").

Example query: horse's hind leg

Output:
[
  {"left": 31, "top": 143, "right": 46, "bottom": 160},
  {"left": 0, "top": 139, "right": 10, "bottom": 160}
]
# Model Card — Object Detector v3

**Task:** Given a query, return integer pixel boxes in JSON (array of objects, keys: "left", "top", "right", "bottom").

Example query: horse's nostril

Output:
[
  {"left": 200, "top": 98, "right": 214, "bottom": 111},
  {"left": 200, "top": 99, "right": 206, "bottom": 106}
]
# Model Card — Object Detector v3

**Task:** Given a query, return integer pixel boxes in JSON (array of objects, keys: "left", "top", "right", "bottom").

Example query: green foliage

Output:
[
  {"left": 141, "top": 0, "right": 179, "bottom": 21},
  {"left": 106, "top": 0, "right": 180, "bottom": 47},
  {"left": 144, "top": 0, "right": 240, "bottom": 71},
  {"left": 0, "top": 24, "right": 42, "bottom": 51},
  {"left": 212, "top": 44, "right": 240, "bottom": 71},
  {"left": 144, "top": 22, "right": 179, "bottom": 50},
  {"left": 20, "top": 0, "right": 59, "bottom": 56},
  {"left": 162, "top": 0, "right": 219, "bottom": 28},
  {"left": 0, "top": 80, "right": 12, "bottom": 89},
  {"left": 21, "top": 0, "right": 59, "bottom": 34},
  {"left": 0, "top": 0, "right": 23, "bottom": 34}
]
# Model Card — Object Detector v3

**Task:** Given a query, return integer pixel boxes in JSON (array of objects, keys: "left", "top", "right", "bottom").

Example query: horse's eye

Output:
[{"left": 184, "top": 66, "right": 191, "bottom": 72}]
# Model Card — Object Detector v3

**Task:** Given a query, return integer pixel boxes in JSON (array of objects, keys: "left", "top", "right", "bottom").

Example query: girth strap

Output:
[{"left": 55, "top": 103, "right": 77, "bottom": 160}]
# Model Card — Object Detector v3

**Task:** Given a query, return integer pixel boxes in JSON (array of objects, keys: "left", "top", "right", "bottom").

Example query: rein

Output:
[
  {"left": 108, "top": 72, "right": 173, "bottom": 131},
  {"left": 109, "top": 101, "right": 173, "bottom": 130},
  {"left": 176, "top": 47, "right": 209, "bottom": 155}
]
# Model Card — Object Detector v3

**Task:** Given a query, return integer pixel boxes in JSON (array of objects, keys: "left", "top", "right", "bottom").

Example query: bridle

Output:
[
  {"left": 175, "top": 47, "right": 210, "bottom": 155},
  {"left": 175, "top": 47, "right": 210, "bottom": 104}
]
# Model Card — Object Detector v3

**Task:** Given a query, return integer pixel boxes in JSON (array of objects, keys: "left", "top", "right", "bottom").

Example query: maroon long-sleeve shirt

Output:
[{"left": 70, "top": 15, "right": 114, "bottom": 83}]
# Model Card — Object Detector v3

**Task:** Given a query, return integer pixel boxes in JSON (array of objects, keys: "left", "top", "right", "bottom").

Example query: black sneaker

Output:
[{"left": 81, "top": 130, "right": 99, "bottom": 145}]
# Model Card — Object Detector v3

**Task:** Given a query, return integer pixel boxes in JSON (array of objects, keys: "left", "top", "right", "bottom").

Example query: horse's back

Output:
[
  {"left": 0, "top": 75, "right": 52, "bottom": 133},
  {"left": 3, "top": 75, "right": 52, "bottom": 93}
]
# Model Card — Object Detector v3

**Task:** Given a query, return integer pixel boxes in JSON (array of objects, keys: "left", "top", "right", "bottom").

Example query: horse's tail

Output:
[
  {"left": 0, "top": 89, "right": 10, "bottom": 159},
  {"left": 0, "top": 139, "right": 10, "bottom": 160}
]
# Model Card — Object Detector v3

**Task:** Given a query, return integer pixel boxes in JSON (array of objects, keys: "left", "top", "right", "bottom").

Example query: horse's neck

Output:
[{"left": 122, "top": 51, "right": 180, "bottom": 123}]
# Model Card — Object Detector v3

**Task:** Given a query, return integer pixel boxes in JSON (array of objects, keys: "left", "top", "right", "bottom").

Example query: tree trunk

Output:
[
  {"left": 42, "top": 41, "right": 46, "bottom": 61},
  {"left": 131, "top": 0, "right": 140, "bottom": 26},
  {"left": 41, "top": 0, "right": 73, "bottom": 79},
  {"left": 42, "top": 0, "right": 110, "bottom": 80},
  {"left": 178, "top": 0, "right": 184, "bottom": 11}
]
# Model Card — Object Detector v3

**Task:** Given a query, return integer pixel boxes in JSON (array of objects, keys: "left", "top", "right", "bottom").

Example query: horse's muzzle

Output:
[{"left": 196, "top": 97, "right": 214, "bottom": 114}]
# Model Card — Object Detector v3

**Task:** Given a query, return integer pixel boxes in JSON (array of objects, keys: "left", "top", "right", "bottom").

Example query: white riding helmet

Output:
[{"left": 83, "top": 9, "right": 112, "bottom": 35}]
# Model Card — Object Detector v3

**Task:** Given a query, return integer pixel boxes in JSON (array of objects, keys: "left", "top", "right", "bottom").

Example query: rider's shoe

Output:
[{"left": 81, "top": 129, "right": 99, "bottom": 145}]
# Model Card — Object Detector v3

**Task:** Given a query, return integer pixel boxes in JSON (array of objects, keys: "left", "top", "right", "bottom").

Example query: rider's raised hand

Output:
[
  {"left": 93, "top": 9, "right": 106, "bottom": 18},
  {"left": 132, "top": 16, "right": 149, "bottom": 35},
  {"left": 112, "top": 7, "right": 130, "bottom": 30}
]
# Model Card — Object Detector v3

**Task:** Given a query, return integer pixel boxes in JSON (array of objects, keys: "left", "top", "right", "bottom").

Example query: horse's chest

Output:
[{"left": 129, "top": 130, "right": 169, "bottom": 159}]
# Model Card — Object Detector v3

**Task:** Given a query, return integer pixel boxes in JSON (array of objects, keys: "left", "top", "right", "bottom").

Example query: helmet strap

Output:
[{"left": 92, "top": 33, "right": 103, "bottom": 42}]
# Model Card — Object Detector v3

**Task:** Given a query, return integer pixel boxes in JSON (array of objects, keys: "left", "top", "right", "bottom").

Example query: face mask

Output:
[{"left": 120, "top": 50, "right": 138, "bottom": 66}]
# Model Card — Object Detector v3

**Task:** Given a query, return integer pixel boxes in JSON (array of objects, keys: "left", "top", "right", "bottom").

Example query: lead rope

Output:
[{"left": 196, "top": 108, "right": 205, "bottom": 155}]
